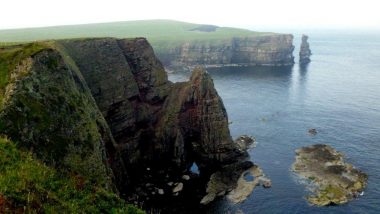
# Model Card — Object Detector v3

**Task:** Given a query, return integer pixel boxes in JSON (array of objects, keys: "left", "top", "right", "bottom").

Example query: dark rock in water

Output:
[
  {"left": 235, "top": 135, "right": 256, "bottom": 151},
  {"left": 299, "top": 34, "right": 312, "bottom": 64},
  {"left": 259, "top": 177, "right": 272, "bottom": 188},
  {"left": 292, "top": 144, "right": 368, "bottom": 206},
  {"left": 308, "top": 128, "right": 317, "bottom": 135}
]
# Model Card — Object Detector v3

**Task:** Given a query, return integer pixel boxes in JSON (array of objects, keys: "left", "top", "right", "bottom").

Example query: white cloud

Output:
[{"left": 0, "top": 0, "right": 379, "bottom": 29}]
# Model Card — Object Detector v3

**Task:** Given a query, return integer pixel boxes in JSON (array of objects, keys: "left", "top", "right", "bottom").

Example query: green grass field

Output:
[{"left": 0, "top": 20, "right": 275, "bottom": 47}]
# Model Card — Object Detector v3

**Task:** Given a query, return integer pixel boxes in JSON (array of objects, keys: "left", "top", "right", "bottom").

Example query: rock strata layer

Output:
[
  {"left": 292, "top": 144, "right": 367, "bottom": 206},
  {"left": 158, "top": 35, "right": 295, "bottom": 69}
]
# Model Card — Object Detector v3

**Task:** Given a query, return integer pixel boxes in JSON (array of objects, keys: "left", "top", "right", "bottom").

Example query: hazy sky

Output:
[{"left": 1, "top": 0, "right": 379, "bottom": 30}]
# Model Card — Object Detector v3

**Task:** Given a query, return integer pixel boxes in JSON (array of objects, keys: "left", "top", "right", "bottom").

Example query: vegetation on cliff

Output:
[
  {"left": 0, "top": 137, "right": 144, "bottom": 213},
  {"left": 0, "top": 43, "right": 144, "bottom": 213},
  {"left": 0, "top": 43, "right": 47, "bottom": 107},
  {"left": 0, "top": 45, "right": 115, "bottom": 188}
]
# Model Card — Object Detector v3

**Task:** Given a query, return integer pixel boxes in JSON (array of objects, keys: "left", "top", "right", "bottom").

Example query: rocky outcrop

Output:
[
  {"left": 292, "top": 144, "right": 367, "bottom": 206},
  {"left": 227, "top": 164, "right": 271, "bottom": 204},
  {"left": 0, "top": 38, "right": 247, "bottom": 207},
  {"left": 201, "top": 135, "right": 269, "bottom": 205},
  {"left": 157, "top": 35, "right": 295, "bottom": 69},
  {"left": 299, "top": 34, "right": 311, "bottom": 64},
  {"left": 200, "top": 161, "right": 253, "bottom": 205}
]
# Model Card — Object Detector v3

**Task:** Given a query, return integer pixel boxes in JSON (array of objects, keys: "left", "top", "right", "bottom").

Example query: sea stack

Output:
[{"left": 299, "top": 34, "right": 312, "bottom": 64}]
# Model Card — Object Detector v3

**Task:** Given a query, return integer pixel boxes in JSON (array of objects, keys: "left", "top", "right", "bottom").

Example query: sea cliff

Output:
[
  {"left": 157, "top": 34, "right": 295, "bottom": 69},
  {"left": 0, "top": 20, "right": 295, "bottom": 69},
  {"left": 0, "top": 37, "right": 248, "bottom": 212}
]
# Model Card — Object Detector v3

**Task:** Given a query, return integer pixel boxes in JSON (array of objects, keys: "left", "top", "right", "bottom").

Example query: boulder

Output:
[
  {"left": 182, "top": 175, "right": 190, "bottom": 181},
  {"left": 173, "top": 183, "right": 184, "bottom": 193}
]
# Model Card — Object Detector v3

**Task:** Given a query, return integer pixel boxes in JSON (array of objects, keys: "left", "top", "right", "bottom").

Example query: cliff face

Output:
[
  {"left": 0, "top": 38, "right": 244, "bottom": 203},
  {"left": 0, "top": 46, "right": 116, "bottom": 189},
  {"left": 157, "top": 35, "right": 295, "bottom": 68},
  {"left": 299, "top": 34, "right": 311, "bottom": 64},
  {"left": 56, "top": 38, "right": 244, "bottom": 190}
]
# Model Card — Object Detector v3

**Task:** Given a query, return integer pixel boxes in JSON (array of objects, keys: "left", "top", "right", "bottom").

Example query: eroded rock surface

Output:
[
  {"left": 200, "top": 161, "right": 253, "bottom": 205},
  {"left": 201, "top": 135, "right": 269, "bottom": 205},
  {"left": 292, "top": 144, "right": 367, "bottom": 206},
  {"left": 227, "top": 164, "right": 271, "bottom": 204}
]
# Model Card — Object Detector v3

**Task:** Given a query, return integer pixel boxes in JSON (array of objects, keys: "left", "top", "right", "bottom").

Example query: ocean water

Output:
[{"left": 168, "top": 31, "right": 380, "bottom": 214}]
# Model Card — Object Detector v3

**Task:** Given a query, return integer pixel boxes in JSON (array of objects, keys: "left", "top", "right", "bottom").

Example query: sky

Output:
[{"left": 0, "top": 0, "right": 379, "bottom": 30}]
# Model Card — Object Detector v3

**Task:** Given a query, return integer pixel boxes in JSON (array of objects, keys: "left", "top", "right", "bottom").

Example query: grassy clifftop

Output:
[
  {"left": 0, "top": 20, "right": 275, "bottom": 46},
  {"left": 0, "top": 20, "right": 293, "bottom": 67}
]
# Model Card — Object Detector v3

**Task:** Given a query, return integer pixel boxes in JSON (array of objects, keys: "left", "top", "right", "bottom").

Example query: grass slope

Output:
[
  {"left": 0, "top": 137, "right": 144, "bottom": 213},
  {"left": 0, "top": 20, "right": 275, "bottom": 47}
]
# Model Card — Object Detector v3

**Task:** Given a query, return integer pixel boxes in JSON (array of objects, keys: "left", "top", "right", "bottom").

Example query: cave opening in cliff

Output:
[{"left": 190, "top": 162, "right": 200, "bottom": 175}]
